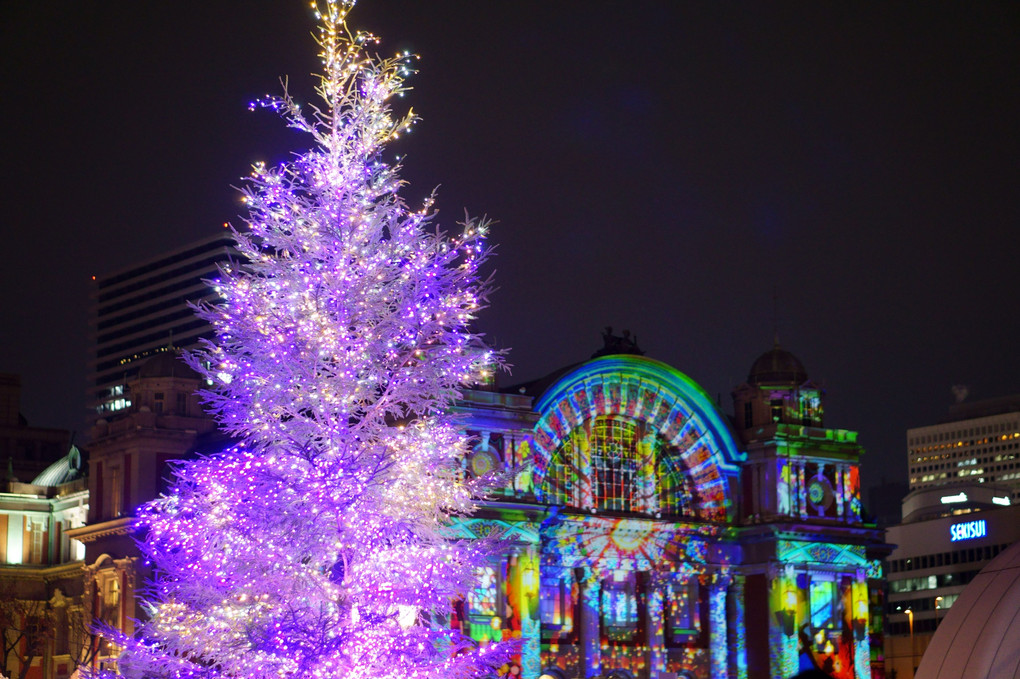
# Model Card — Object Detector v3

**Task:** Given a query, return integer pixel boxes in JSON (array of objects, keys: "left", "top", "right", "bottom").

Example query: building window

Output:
[
  {"left": 154, "top": 391, "right": 165, "bottom": 414},
  {"left": 809, "top": 578, "right": 838, "bottom": 629},
  {"left": 591, "top": 417, "right": 639, "bottom": 512},
  {"left": 540, "top": 571, "right": 575, "bottom": 638},
  {"left": 657, "top": 453, "right": 696, "bottom": 517},
  {"left": 547, "top": 415, "right": 695, "bottom": 516},
  {"left": 101, "top": 574, "right": 121, "bottom": 631},
  {"left": 744, "top": 401, "right": 753, "bottom": 428},
  {"left": 108, "top": 466, "right": 123, "bottom": 518},
  {"left": 546, "top": 435, "right": 581, "bottom": 507},
  {"left": 800, "top": 392, "right": 821, "bottom": 425},
  {"left": 467, "top": 564, "right": 500, "bottom": 621},
  {"left": 665, "top": 578, "right": 699, "bottom": 643},
  {"left": 28, "top": 520, "right": 45, "bottom": 564},
  {"left": 601, "top": 570, "right": 638, "bottom": 641}
]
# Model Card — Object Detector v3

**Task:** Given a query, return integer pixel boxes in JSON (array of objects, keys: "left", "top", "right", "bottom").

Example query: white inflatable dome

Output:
[{"left": 916, "top": 539, "right": 1020, "bottom": 679}]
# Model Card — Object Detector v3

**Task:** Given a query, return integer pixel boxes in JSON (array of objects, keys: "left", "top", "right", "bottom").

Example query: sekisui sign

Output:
[{"left": 950, "top": 518, "right": 987, "bottom": 542}]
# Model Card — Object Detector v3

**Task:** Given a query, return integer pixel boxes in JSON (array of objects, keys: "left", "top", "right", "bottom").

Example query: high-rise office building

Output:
[
  {"left": 884, "top": 486, "right": 1019, "bottom": 679},
  {"left": 886, "top": 394, "right": 1020, "bottom": 678},
  {"left": 906, "top": 395, "right": 1020, "bottom": 500},
  {"left": 87, "top": 234, "right": 234, "bottom": 418}
]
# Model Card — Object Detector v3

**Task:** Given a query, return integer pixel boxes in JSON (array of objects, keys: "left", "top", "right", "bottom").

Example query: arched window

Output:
[
  {"left": 544, "top": 435, "right": 582, "bottom": 507},
  {"left": 466, "top": 565, "right": 499, "bottom": 619},
  {"left": 656, "top": 453, "right": 697, "bottom": 518},
  {"left": 544, "top": 415, "right": 696, "bottom": 516},
  {"left": 539, "top": 570, "right": 575, "bottom": 639},
  {"left": 591, "top": 417, "right": 639, "bottom": 511}
]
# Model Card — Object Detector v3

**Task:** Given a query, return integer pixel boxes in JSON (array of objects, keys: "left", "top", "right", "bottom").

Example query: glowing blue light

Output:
[{"left": 950, "top": 518, "right": 987, "bottom": 542}]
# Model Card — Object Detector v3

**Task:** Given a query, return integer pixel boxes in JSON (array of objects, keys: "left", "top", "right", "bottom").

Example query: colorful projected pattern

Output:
[
  {"left": 541, "top": 516, "right": 714, "bottom": 570},
  {"left": 665, "top": 580, "right": 697, "bottom": 635},
  {"left": 445, "top": 354, "right": 879, "bottom": 679},
  {"left": 531, "top": 356, "right": 744, "bottom": 523},
  {"left": 709, "top": 578, "right": 728, "bottom": 679},
  {"left": 769, "top": 569, "right": 804, "bottom": 678},
  {"left": 539, "top": 571, "right": 575, "bottom": 633},
  {"left": 731, "top": 577, "right": 748, "bottom": 679},
  {"left": 444, "top": 518, "right": 541, "bottom": 544},
  {"left": 845, "top": 465, "right": 862, "bottom": 521},
  {"left": 545, "top": 415, "right": 700, "bottom": 516},
  {"left": 601, "top": 571, "right": 639, "bottom": 640},
  {"left": 468, "top": 565, "right": 499, "bottom": 618},
  {"left": 776, "top": 540, "right": 868, "bottom": 567},
  {"left": 777, "top": 459, "right": 792, "bottom": 515},
  {"left": 810, "top": 579, "right": 836, "bottom": 628},
  {"left": 768, "top": 560, "right": 873, "bottom": 679}
]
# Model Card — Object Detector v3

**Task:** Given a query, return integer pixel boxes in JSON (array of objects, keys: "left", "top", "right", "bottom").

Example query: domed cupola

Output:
[
  {"left": 732, "top": 341, "right": 824, "bottom": 441},
  {"left": 126, "top": 350, "right": 202, "bottom": 417},
  {"left": 137, "top": 351, "right": 202, "bottom": 381},
  {"left": 747, "top": 343, "right": 808, "bottom": 386}
]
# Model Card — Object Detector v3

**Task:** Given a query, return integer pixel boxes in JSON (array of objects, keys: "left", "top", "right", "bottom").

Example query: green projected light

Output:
[{"left": 531, "top": 355, "right": 745, "bottom": 522}]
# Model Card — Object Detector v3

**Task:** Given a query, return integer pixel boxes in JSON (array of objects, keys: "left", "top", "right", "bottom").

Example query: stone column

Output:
[
  {"left": 768, "top": 564, "right": 799, "bottom": 679},
  {"left": 120, "top": 558, "right": 136, "bottom": 636},
  {"left": 728, "top": 574, "right": 747, "bottom": 679},
  {"left": 797, "top": 462, "right": 807, "bottom": 519},
  {"left": 852, "top": 568, "right": 872, "bottom": 679},
  {"left": 578, "top": 567, "right": 602, "bottom": 678},
  {"left": 510, "top": 547, "right": 543, "bottom": 679},
  {"left": 835, "top": 464, "right": 846, "bottom": 519},
  {"left": 708, "top": 573, "right": 730, "bottom": 679},
  {"left": 645, "top": 573, "right": 667, "bottom": 678}
]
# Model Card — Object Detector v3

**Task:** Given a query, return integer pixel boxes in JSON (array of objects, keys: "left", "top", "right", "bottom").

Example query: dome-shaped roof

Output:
[
  {"left": 138, "top": 351, "right": 201, "bottom": 380},
  {"left": 748, "top": 344, "right": 808, "bottom": 385},
  {"left": 31, "top": 445, "right": 84, "bottom": 486},
  {"left": 916, "top": 539, "right": 1020, "bottom": 679}
]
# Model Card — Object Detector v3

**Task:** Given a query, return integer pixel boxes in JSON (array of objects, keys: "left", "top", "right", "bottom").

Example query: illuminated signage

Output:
[
  {"left": 993, "top": 496, "right": 1011, "bottom": 506},
  {"left": 950, "top": 519, "right": 987, "bottom": 542},
  {"left": 941, "top": 492, "right": 968, "bottom": 504}
]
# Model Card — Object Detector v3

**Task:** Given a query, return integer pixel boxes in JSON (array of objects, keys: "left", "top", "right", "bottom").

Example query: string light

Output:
[{"left": 101, "top": 1, "right": 508, "bottom": 677}]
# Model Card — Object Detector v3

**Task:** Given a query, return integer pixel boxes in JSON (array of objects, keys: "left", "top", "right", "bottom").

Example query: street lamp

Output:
[{"left": 906, "top": 608, "right": 915, "bottom": 678}]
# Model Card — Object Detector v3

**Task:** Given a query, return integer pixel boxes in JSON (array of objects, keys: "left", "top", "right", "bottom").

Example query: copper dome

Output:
[
  {"left": 137, "top": 351, "right": 201, "bottom": 381},
  {"left": 748, "top": 345, "right": 808, "bottom": 385}
]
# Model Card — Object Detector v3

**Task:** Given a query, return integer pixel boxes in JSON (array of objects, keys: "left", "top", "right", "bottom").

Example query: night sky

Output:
[{"left": 2, "top": 2, "right": 1017, "bottom": 498}]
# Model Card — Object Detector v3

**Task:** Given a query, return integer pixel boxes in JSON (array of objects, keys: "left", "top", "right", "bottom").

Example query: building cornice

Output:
[
  {"left": 66, "top": 517, "right": 135, "bottom": 542},
  {"left": 0, "top": 560, "right": 85, "bottom": 582}
]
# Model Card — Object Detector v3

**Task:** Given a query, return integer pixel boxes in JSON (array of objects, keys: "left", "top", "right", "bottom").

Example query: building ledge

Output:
[
  {"left": 66, "top": 517, "right": 135, "bottom": 542},
  {"left": 0, "top": 560, "right": 85, "bottom": 581}
]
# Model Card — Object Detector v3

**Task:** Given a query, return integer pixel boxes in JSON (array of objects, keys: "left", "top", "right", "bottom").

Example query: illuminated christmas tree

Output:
[{"left": 105, "top": 2, "right": 508, "bottom": 677}]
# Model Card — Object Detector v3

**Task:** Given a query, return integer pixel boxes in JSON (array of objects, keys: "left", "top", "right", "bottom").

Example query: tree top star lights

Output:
[{"left": 97, "top": 1, "right": 510, "bottom": 677}]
